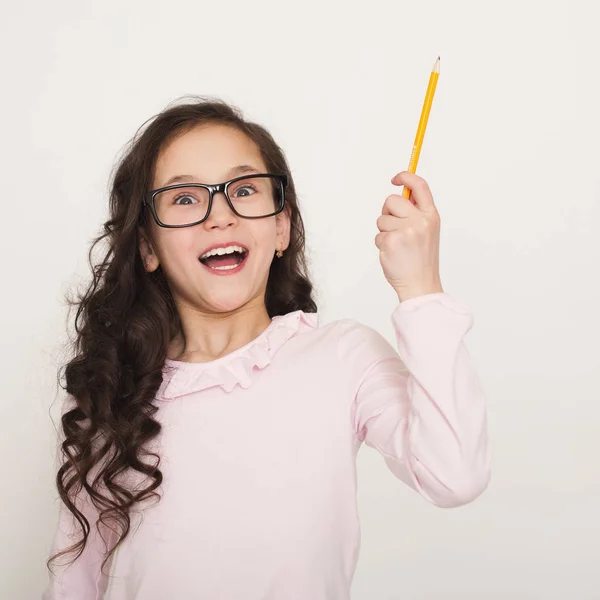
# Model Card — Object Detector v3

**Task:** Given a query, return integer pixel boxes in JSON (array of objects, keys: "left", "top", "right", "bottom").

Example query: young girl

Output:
[{"left": 43, "top": 97, "right": 490, "bottom": 599}]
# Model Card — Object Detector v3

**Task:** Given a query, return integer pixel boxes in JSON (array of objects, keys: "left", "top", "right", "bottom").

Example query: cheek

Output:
[
  {"left": 249, "top": 223, "right": 278, "bottom": 259},
  {"left": 157, "top": 231, "right": 198, "bottom": 264}
]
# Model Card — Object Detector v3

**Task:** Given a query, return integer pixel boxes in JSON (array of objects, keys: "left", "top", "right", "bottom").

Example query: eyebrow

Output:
[{"left": 160, "top": 164, "right": 261, "bottom": 187}]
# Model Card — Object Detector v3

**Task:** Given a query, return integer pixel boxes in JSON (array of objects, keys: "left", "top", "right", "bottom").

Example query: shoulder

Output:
[{"left": 315, "top": 315, "right": 400, "bottom": 365}]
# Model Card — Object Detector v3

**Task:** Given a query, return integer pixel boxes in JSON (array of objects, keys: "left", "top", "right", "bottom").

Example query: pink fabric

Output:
[{"left": 42, "top": 292, "right": 491, "bottom": 599}]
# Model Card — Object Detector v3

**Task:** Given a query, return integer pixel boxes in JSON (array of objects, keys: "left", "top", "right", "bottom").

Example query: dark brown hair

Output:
[{"left": 47, "top": 96, "right": 317, "bottom": 577}]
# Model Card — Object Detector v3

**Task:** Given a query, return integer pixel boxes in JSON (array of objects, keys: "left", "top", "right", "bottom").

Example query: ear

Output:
[
  {"left": 275, "top": 207, "right": 291, "bottom": 253},
  {"left": 139, "top": 228, "right": 160, "bottom": 272}
]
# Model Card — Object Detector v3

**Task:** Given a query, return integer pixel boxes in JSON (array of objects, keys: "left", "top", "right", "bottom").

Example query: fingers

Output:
[
  {"left": 381, "top": 194, "right": 417, "bottom": 218},
  {"left": 376, "top": 214, "right": 400, "bottom": 232},
  {"left": 391, "top": 171, "right": 437, "bottom": 212}
]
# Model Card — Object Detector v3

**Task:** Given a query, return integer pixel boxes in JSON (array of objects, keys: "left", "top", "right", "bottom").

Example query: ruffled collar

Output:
[{"left": 157, "top": 310, "right": 319, "bottom": 399}]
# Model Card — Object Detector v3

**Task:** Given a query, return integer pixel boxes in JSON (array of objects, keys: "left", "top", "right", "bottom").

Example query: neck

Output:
[{"left": 167, "top": 299, "right": 272, "bottom": 363}]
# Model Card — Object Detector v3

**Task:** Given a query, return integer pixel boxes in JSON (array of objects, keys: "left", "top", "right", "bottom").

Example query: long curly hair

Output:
[{"left": 47, "top": 96, "right": 317, "bottom": 577}]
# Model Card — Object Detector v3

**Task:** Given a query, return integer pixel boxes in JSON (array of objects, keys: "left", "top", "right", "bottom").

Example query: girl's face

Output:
[{"left": 140, "top": 124, "right": 290, "bottom": 315}]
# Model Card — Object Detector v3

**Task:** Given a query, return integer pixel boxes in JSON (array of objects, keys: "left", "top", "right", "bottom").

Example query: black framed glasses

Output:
[{"left": 143, "top": 172, "right": 288, "bottom": 228}]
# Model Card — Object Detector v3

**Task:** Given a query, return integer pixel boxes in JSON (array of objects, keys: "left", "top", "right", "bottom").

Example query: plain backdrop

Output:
[{"left": 1, "top": 0, "right": 598, "bottom": 598}]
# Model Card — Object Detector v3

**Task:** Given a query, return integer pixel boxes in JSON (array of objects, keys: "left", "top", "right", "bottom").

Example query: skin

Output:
[
  {"left": 376, "top": 171, "right": 444, "bottom": 302},
  {"left": 139, "top": 124, "right": 290, "bottom": 363},
  {"left": 139, "top": 123, "right": 444, "bottom": 363}
]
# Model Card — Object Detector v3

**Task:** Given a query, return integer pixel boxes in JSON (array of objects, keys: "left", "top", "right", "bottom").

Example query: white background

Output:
[{"left": 1, "top": 0, "right": 598, "bottom": 598}]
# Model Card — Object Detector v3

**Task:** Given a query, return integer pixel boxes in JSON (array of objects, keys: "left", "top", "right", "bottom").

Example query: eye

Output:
[
  {"left": 173, "top": 194, "right": 198, "bottom": 205},
  {"left": 231, "top": 185, "right": 257, "bottom": 198}
]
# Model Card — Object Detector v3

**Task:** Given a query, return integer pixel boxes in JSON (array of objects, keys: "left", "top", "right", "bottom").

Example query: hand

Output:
[{"left": 375, "top": 171, "right": 444, "bottom": 302}]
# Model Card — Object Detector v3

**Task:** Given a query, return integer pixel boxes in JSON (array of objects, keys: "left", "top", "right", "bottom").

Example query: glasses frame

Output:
[{"left": 143, "top": 172, "right": 288, "bottom": 228}]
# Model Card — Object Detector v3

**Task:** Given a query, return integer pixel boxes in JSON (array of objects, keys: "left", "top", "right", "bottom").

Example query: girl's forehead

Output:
[{"left": 154, "top": 125, "right": 265, "bottom": 187}]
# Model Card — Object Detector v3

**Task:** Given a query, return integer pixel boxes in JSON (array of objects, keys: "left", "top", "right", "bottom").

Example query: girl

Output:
[{"left": 43, "top": 97, "right": 490, "bottom": 599}]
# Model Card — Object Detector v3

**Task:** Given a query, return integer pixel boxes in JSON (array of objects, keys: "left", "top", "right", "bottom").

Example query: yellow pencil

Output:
[{"left": 402, "top": 56, "right": 440, "bottom": 199}]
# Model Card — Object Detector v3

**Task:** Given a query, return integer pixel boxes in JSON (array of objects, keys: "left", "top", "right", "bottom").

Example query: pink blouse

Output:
[{"left": 42, "top": 292, "right": 491, "bottom": 599}]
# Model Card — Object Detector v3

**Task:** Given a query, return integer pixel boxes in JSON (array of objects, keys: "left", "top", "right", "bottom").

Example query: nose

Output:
[{"left": 203, "top": 190, "right": 237, "bottom": 230}]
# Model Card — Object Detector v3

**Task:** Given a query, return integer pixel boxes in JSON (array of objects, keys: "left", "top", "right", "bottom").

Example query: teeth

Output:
[
  {"left": 200, "top": 245, "right": 246, "bottom": 260},
  {"left": 211, "top": 264, "right": 240, "bottom": 271}
]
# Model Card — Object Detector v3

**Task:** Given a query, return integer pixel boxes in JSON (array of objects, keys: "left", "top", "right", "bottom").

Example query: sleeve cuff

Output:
[{"left": 394, "top": 292, "right": 472, "bottom": 316}]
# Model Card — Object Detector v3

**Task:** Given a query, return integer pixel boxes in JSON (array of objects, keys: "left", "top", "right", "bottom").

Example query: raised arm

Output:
[{"left": 343, "top": 293, "right": 491, "bottom": 508}]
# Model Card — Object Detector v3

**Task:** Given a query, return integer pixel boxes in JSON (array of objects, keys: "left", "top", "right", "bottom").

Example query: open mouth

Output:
[{"left": 199, "top": 246, "right": 249, "bottom": 272}]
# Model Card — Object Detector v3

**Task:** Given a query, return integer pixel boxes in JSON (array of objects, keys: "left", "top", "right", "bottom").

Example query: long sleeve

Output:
[
  {"left": 42, "top": 396, "right": 118, "bottom": 600},
  {"left": 344, "top": 292, "right": 491, "bottom": 508}
]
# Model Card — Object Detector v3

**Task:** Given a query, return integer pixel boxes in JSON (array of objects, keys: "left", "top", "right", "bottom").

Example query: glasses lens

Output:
[
  {"left": 227, "top": 175, "right": 283, "bottom": 217},
  {"left": 154, "top": 186, "right": 210, "bottom": 226}
]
